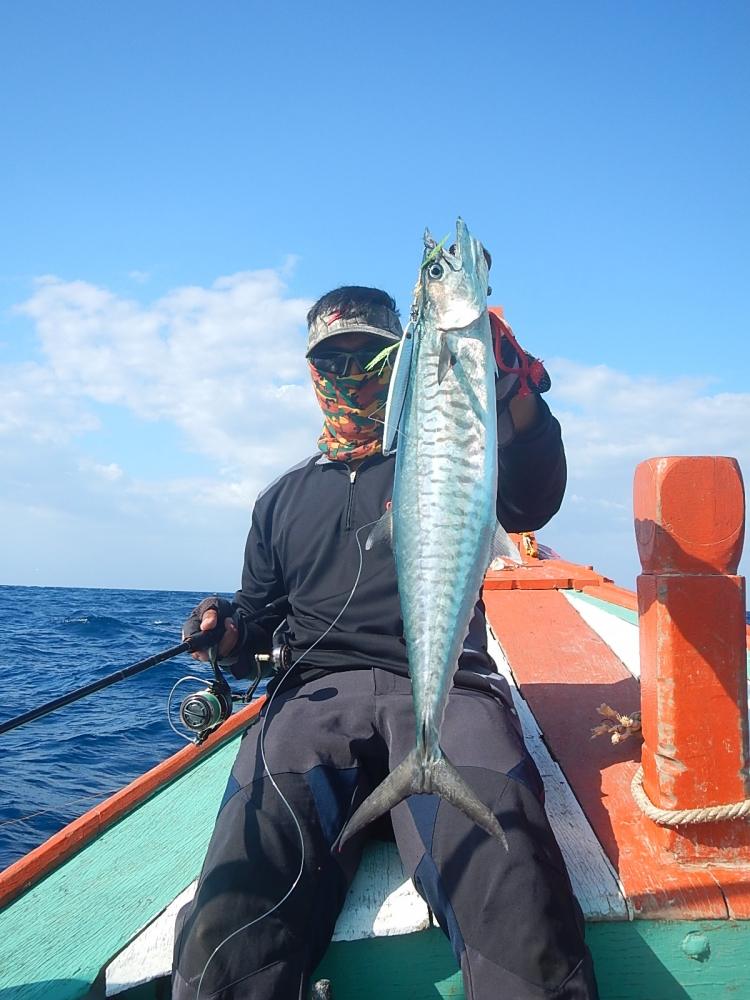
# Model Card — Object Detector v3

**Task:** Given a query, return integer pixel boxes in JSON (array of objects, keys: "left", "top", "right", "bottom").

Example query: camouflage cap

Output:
[{"left": 306, "top": 303, "right": 403, "bottom": 356}]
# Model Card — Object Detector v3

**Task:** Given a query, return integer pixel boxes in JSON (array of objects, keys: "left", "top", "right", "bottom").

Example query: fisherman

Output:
[{"left": 172, "top": 282, "right": 600, "bottom": 999}]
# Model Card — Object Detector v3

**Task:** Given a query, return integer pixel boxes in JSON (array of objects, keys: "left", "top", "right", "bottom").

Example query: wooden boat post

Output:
[{"left": 634, "top": 455, "right": 750, "bottom": 861}]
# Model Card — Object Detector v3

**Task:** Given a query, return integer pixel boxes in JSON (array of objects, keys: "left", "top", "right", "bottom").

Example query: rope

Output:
[{"left": 631, "top": 766, "right": 750, "bottom": 826}]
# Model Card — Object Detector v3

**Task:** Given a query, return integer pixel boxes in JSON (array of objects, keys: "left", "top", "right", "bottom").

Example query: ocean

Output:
[
  {"left": 1, "top": 584, "right": 749, "bottom": 872},
  {"left": 0, "top": 584, "right": 241, "bottom": 871}
]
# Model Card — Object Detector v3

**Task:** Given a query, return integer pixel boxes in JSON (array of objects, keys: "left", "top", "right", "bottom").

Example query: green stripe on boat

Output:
[{"left": 568, "top": 590, "right": 638, "bottom": 626}]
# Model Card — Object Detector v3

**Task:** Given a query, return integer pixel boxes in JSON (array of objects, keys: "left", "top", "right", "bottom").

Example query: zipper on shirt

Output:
[{"left": 345, "top": 469, "right": 357, "bottom": 530}]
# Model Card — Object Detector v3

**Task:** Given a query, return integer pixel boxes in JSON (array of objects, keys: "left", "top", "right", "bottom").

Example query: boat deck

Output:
[{"left": 2, "top": 565, "right": 750, "bottom": 1000}]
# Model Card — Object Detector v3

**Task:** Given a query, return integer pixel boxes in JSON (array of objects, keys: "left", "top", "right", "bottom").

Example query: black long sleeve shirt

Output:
[{"left": 228, "top": 398, "right": 566, "bottom": 682}]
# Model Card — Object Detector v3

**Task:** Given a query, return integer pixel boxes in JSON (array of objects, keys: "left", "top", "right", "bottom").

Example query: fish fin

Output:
[
  {"left": 336, "top": 749, "right": 422, "bottom": 851},
  {"left": 382, "top": 322, "right": 416, "bottom": 455},
  {"left": 490, "top": 522, "right": 522, "bottom": 564},
  {"left": 426, "top": 754, "right": 509, "bottom": 850},
  {"left": 365, "top": 510, "right": 393, "bottom": 550},
  {"left": 336, "top": 748, "right": 509, "bottom": 852},
  {"left": 437, "top": 338, "right": 458, "bottom": 384}
]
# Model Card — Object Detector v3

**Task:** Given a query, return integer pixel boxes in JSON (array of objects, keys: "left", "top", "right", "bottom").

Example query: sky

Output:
[{"left": 1, "top": 1, "right": 748, "bottom": 592}]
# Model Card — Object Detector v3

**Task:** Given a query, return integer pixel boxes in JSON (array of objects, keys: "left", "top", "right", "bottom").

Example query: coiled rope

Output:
[{"left": 630, "top": 766, "right": 750, "bottom": 826}]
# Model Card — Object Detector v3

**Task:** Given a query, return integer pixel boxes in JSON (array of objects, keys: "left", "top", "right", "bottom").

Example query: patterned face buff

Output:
[{"left": 310, "top": 362, "right": 391, "bottom": 462}]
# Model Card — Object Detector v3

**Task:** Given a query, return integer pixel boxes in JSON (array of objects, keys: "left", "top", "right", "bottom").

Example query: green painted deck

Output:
[
  {"left": 0, "top": 735, "right": 242, "bottom": 1000},
  {"left": 110, "top": 920, "right": 750, "bottom": 1000},
  {"left": 316, "top": 921, "right": 750, "bottom": 999}
]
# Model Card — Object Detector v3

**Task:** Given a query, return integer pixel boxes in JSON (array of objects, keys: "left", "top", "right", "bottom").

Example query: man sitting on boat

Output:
[{"left": 172, "top": 285, "right": 600, "bottom": 1000}]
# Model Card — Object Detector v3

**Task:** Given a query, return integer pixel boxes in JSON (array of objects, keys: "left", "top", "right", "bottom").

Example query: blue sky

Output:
[{"left": 1, "top": 1, "right": 748, "bottom": 590}]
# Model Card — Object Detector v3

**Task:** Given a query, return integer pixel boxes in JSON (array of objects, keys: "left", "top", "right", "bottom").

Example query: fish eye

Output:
[{"left": 427, "top": 263, "right": 444, "bottom": 279}]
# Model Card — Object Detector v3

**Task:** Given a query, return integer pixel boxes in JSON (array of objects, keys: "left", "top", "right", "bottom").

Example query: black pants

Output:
[{"left": 172, "top": 668, "right": 599, "bottom": 999}]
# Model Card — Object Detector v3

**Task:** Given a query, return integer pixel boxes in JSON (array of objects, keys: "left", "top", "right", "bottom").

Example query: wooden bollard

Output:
[{"left": 634, "top": 456, "right": 750, "bottom": 861}]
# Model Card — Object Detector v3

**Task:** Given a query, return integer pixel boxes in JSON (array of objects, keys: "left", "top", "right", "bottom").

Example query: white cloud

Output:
[
  {"left": 0, "top": 362, "right": 100, "bottom": 443},
  {"left": 14, "top": 268, "right": 319, "bottom": 481},
  {"left": 544, "top": 358, "right": 750, "bottom": 585},
  {"left": 2, "top": 268, "right": 322, "bottom": 587},
  {"left": 2, "top": 273, "right": 748, "bottom": 590},
  {"left": 78, "top": 459, "right": 124, "bottom": 482}
]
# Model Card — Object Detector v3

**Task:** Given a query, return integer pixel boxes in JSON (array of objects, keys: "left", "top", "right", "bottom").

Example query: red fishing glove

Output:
[{"left": 490, "top": 308, "right": 550, "bottom": 447}]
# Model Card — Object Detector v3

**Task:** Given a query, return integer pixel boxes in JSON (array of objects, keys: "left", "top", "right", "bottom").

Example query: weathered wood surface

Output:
[
  {"left": 566, "top": 588, "right": 749, "bottom": 714},
  {"left": 484, "top": 587, "right": 738, "bottom": 920},
  {"left": 106, "top": 842, "right": 432, "bottom": 994},
  {"left": 332, "top": 840, "right": 430, "bottom": 941},
  {"left": 484, "top": 559, "right": 611, "bottom": 591},
  {"left": 563, "top": 591, "right": 640, "bottom": 678},
  {"left": 0, "top": 737, "right": 243, "bottom": 1000},
  {"left": 104, "top": 918, "right": 750, "bottom": 1000},
  {"left": 634, "top": 456, "right": 750, "bottom": 864},
  {"left": 565, "top": 587, "right": 750, "bottom": 914},
  {"left": 485, "top": 591, "right": 750, "bottom": 920},
  {"left": 581, "top": 582, "right": 639, "bottom": 613},
  {"left": 0, "top": 698, "right": 265, "bottom": 909},
  {"left": 486, "top": 629, "right": 628, "bottom": 920},
  {"left": 106, "top": 883, "right": 197, "bottom": 996},
  {"left": 314, "top": 919, "right": 750, "bottom": 1000},
  {"left": 586, "top": 918, "right": 750, "bottom": 1000}
]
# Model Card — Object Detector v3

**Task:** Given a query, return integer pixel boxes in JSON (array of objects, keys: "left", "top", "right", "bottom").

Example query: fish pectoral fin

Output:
[
  {"left": 335, "top": 749, "right": 422, "bottom": 852},
  {"left": 490, "top": 521, "right": 522, "bottom": 564},
  {"left": 365, "top": 510, "right": 393, "bottom": 550},
  {"left": 437, "top": 337, "right": 458, "bottom": 384}
]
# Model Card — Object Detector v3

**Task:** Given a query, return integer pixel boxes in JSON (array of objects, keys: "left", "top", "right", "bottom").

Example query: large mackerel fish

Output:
[{"left": 339, "top": 218, "right": 518, "bottom": 849}]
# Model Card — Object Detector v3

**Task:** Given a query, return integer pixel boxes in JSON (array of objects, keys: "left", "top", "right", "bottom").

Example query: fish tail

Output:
[
  {"left": 335, "top": 750, "right": 420, "bottom": 851},
  {"left": 426, "top": 753, "right": 509, "bottom": 850},
  {"left": 335, "top": 747, "right": 508, "bottom": 852}
]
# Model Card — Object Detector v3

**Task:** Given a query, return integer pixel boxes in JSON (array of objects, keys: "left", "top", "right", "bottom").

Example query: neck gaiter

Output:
[{"left": 309, "top": 363, "right": 391, "bottom": 462}]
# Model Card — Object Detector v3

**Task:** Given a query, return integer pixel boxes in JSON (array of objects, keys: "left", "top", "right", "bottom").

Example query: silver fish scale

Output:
[
  {"left": 335, "top": 221, "right": 510, "bottom": 851},
  {"left": 393, "top": 315, "right": 497, "bottom": 753}
]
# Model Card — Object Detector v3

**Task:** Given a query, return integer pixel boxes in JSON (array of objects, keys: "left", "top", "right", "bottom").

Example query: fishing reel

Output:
[
  {"left": 179, "top": 678, "right": 234, "bottom": 736},
  {"left": 177, "top": 638, "right": 292, "bottom": 742},
  {"left": 178, "top": 648, "right": 235, "bottom": 742}
]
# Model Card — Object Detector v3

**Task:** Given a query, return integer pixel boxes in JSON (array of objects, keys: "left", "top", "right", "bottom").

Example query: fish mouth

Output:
[
  {"left": 423, "top": 218, "right": 477, "bottom": 273},
  {"left": 420, "top": 219, "right": 489, "bottom": 331},
  {"left": 452, "top": 217, "right": 476, "bottom": 271}
]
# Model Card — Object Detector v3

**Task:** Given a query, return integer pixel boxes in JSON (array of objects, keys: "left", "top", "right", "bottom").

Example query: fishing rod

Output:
[{"left": 0, "top": 631, "right": 219, "bottom": 737}]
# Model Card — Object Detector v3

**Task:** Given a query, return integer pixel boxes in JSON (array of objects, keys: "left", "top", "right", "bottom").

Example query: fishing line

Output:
[
  {"left": 0, "top": 787, "right": 125, "bottom": 830},
  {"left": 196, "top": 515, "right": 379, "bottom": 1000}
]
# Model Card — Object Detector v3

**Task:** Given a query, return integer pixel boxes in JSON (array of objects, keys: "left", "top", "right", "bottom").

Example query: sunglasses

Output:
[{"left": 309, "top": 346, "right": 392, "bottom": 377}]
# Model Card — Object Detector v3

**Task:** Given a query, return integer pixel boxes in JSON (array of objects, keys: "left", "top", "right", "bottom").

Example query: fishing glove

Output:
[
  {"left": 490, "top": 310, "right": 551, "bottom": 447},
  {"left": 182, "top": 597, "right": 272, "bottom": 679},
  {"left": 182, "top": 596, "right": 236, "bottom": 650}
]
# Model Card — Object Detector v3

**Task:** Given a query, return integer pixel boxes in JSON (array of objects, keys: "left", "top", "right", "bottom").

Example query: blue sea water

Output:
[
  {"left": 0, "top": 584, "right": 243, "bottom": 871},
  {"left": 0, "top": 585, "right": 749, "bottom": 873}
]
